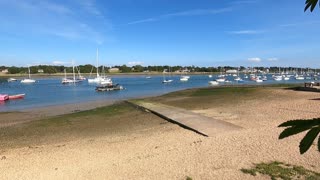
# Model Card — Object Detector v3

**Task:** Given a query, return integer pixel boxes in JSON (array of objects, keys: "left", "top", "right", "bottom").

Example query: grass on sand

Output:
[
  {"left": 241, "top": 161, "right": 320, "bottom": 180},
  {"left": 142, "top": 84, "right": 299, "bottom": 110},
  {"left": 0, "top": 102, "right": 169, "bottom": 150}
]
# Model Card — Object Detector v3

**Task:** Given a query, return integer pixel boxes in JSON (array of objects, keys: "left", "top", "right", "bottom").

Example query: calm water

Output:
[{"left": 0, "top": 74, "right": 309, "bottom": 112}]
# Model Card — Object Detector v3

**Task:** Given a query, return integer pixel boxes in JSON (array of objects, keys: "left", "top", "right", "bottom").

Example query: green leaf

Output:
[
  {"left": 279, "top": 126, "right": 312, "bottom": 139},
  {"left": 299, "top": 127, "right": 320, "bottom": 154},
  {"left": 318, "top": 136, "right": 320, "bottom": 152},
  {"left": 278, "top": 118, "right": 320, "bottom": 128},
  {"left": 305, "top": 0, "right": 319, "bottom": 12}
]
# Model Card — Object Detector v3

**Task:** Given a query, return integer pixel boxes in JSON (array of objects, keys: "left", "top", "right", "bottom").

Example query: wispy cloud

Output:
[
  {"left": 127, "top": 61, "right": 143, "bottom": 66},
  {"left": 128, "top": 18, "right": 157, "bottom": 25},
  {"left": 247, "top": 57, "right": 261, "bottom": 62},
  {"left": 79, "top": 0, "right": 103, "bottom": 17},
  {"left": 279, "top": 21, "right": 320, "bottom": 28},
  {"left": 230, "top": 0, "right": 259, "bottom": 5},
  {"left": 228, "top": 30, "right": 264, "bottom": 34},
  {"left": 52, "top": 61, "right": 71, "bottom": 65},
  {"left": 127, "top": 7, "right": 232, "bottom": 25},
  {"left": 0, "top": 0, "right": 108, "bottom": 44},
  {"left": 164, "top": 8, "right": 232, "bottom": 17},
  {"left": 267, "top": 58, "right": 279, "bottom": 61}
]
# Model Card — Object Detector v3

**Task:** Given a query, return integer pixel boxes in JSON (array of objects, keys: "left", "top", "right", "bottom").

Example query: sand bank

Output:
[{"left": 0, "top": 87, "right": 319, "bottom": 179}]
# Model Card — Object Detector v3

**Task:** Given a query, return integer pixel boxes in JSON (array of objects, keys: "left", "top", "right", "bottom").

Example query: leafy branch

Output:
[
  {"left": 305, "top": 0, "right": 319, "bottom": 12},
  {"left": 278, "top": 118, "right": 320, "bottom": 154}
]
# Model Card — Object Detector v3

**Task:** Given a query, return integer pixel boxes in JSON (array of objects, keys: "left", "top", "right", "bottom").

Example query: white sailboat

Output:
[
  {"left": 8, "top": 78, "right": 18, "bottom": 82},
  {"left": 76, "top": 66, "right": 86, "bottom": 81},
  {"left": 62, "top": 63, "right": 80, "bottom": 84},
  {"left": 208, "top": 80, "right": 219, "bottom": 85},
  {"left": 88, "top": 49, "right": 112, "bottom": 85},
  {"left": 180, "top": 71, "right": 190, "bottom": 81},
  {"left": 21, "top": 66, "right": 36, "bottom": 84},
  {"left": 162, "top": 67, "right": 173, "bottom": 83}
]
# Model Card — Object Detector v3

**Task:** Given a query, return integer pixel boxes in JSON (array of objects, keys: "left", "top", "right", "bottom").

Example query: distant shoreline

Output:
[{"left": 0, "top": 71, "right": 284, "bottom": 78}]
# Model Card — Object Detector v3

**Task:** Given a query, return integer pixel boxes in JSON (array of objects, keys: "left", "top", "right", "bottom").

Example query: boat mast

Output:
[
  {"left": 72, "top": 61, "right": 76, "bottom": 83},
  {"left": 96, "top": 48, "right": 99, "bottom": 78},
  {"left": 28, "top": 66, "right": 31, "bottom": 79}
]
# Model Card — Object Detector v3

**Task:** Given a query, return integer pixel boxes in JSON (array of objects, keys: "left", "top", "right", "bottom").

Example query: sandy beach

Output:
[{"left": 0, "top": 86, "right": 319, "bottom": 179}]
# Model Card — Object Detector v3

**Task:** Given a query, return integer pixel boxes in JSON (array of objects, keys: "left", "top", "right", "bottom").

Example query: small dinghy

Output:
[
  {"left": 0, "top": 94, "right": 9, "bottom": 101},
  {"left": 95, "top": 84, "right": 124, "bottom": 92},
  {"left": 9, "top": 94, "right": 25, "bottom": 100}
]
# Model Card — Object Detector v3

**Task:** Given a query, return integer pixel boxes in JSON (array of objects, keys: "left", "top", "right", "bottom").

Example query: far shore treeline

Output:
[{"left": 0, "top": 65, "right": 319, "bottom": 74}]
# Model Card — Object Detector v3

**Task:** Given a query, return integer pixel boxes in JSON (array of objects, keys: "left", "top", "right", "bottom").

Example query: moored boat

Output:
[
  {"left": 21, "top": 66, "right": 36, "bottom": 84},
  {"left": 95, "top": 84, "right": 124, "bottom": 91},
  {"left": 8, "top": 94, "right": 25, "bottom": 100},
  {"left": 208, "top": 80, "right": 219, "bottom": 85},
  {"left": 7, "top": 78, "right": 18, "bottom": 82},
  {"left": 0, "top": 94, "right": 9, "bottom": 101},
  {"left": 162, "top": 79, "right": 173, "bottom": 83}
]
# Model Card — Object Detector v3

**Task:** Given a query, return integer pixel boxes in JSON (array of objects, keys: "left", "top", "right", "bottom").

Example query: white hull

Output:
[
  {"left": 180, "top": 77, "right": 188, "bottom": 81},
  {"left": 21, "top": 79, "right": 36, "bottom": 83},
  {"left": 216, "top": 78, "right": 225, "bottom": 82},
  {"left": 162, "top": 79, "right": 173, "bottom": 83},
  {"left": 208, "top": 81, "right": 219, "bottom": 85},
  {"left": 62, "top": 78, "right": 79, "bottom": 84},
  {"left": 8, "top": 78, "right": 18, "bottom": 82}
]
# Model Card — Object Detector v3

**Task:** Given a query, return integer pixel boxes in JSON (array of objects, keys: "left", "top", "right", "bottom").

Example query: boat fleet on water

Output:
[
  {"left": 208, "top": 70, "right": 319, "bottom": 85},
  {"left": 2, "top": 66, "right": 319, "bottom": 101}
]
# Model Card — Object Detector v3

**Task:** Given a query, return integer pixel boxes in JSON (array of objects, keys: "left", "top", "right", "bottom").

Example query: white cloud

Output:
[
  {"left": 247, "top": 57, "right": 261, "bottom": 62},
  {"left": 267, "top": 58, "right": 278, "bottom": 61},
  {"left": 79, "top": 0, "right": 103, "bottom": 17},
  {"left": 230, "top": 0, "right": 259, "bottom": 5},
  {"left": 229, "top": 30, "right": 263, "bottom": 34},
  {"left": 127, "top": 7, "right": 232, "bottom": 25},
  {"left": 127, "top": 61, "right": 143, "bottom": 66},
  {"left": 0, "top": 1, "right": 107, "bottom": 44},
  {"left": 128, "top": 18, "right": 157, "bottom": 25},
  {"left": 52, "top": 61, "right": 70, "bottom": 65},
  {"left": 164, "top": 8, "right": 232, "bottom": 17}
]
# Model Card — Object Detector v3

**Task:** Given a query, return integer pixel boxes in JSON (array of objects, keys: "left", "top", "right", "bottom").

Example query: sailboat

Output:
[
  {"left": 62, "top": 61, "right": 80, "bottom": 84},
  {"left": 21, "top": 66, "right": 36, "bottom": 84},
  {"left": 162, "top": 67, "right": 173, "bottom": 83},
  {"left": 180, "top": 70, "right": 190, "bottom": 81},
  {"left": 234, "top": 67, "right": 243, "bottom": 82},
  {"left": 88, "top": 49, "right": 112, "bottom": 85},
  {"left": 76, "top": 66, "right": 86, "bottom": 81}
]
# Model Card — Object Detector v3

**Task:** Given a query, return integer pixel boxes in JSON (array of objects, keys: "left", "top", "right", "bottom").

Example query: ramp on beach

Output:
[{"left": 129, "top": 101, "right": 242, "bottom": 137}]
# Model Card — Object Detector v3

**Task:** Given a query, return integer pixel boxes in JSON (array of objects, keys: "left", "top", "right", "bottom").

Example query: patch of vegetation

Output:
[
  {"left": 0, "top": 102, "right": 159, "bottom": 149},
  {"left": 190, "top": 86, "right": 257, "bottom": 97},
  {"left": 241, "top": 161, "right": 320, "bottom": 180},
  {"left": 35, "top": 102, "right": 131, "bottom": 127},
  {"left": 279, "top": 118, "right": 320, "bottom": 154},
  {"left": 186, "top": 176, "right": 192, "bottom": 180}
]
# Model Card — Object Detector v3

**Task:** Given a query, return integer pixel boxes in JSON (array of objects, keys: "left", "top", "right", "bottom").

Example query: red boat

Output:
[
  {"left": 8, "top": 94, "right": 25, "bottom": 100},
  {"left": 0, "top": 94, "right": 9, "bottom": 101}
]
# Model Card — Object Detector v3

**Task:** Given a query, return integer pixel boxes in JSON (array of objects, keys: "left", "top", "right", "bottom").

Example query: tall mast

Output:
[
  {"left": 72, "top": 60, "right": 76, "bottom": 82},
  {"left": 28, "top": 66, "right": 31, "bottom": 79},
  {"left": 96, "top": 48, "right": 99, "bottom": 77}
]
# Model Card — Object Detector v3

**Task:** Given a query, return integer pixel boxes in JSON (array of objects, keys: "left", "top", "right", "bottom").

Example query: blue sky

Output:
[{"left": 0, "top": 0, "right": 320, "bottom": 67}]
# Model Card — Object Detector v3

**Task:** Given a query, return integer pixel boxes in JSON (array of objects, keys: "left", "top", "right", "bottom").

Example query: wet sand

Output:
[{"left": 0, "top": 87, "right": 319, "bottom": 179}]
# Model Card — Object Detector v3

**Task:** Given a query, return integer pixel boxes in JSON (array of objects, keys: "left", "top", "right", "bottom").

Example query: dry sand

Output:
[{"left": 0, "top": 88, "right": 319, "bottom": 179}]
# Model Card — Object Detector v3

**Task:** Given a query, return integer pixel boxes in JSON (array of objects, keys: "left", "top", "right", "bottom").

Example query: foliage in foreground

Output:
[
  {"left": 305, "top": 0, "right": 319, "bottom": 12},
  {"left": 278, "top": 118, "right": 320, "bottom": 154},
  {"left": 241, "top": 161, "right": 320, "bottom": 180}
]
